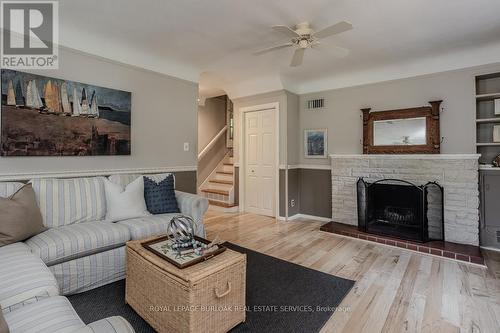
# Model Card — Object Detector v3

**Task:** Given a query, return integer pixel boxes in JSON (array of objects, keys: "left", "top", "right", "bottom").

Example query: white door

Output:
[{"left": 244, "top": 109, "right": 276, "bottom": 217}]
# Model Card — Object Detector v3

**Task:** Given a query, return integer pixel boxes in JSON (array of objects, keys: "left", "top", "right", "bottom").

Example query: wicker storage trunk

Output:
[{"left": 126, "top": 239, "right": 246, "bottom": 333}]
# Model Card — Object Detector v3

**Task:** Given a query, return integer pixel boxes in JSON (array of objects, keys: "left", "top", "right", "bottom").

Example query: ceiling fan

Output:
[{"left": 254, "top": 21, "right": 353, "bottom": 67}]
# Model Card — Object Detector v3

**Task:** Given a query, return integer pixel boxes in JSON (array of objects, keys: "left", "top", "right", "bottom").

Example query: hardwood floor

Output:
[{"left": 204, "top": 210, "right": 500, "bottom": 333}]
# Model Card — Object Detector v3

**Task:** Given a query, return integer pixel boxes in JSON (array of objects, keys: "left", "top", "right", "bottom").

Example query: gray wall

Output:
[
  {"left": 0, "top": 47, "right": 199, "bottom": 174},
  {"left": 173, "top": 171, "right": 197, "bottom": 194},
  {"left": 234, "top": 166, "right": 239, "bottom": 205},
  {"left": 198, "top": 96, "right": 227, "bottom": 151},
  {"left": 197, "top": 136, "right": 227, "bottom": 186},
  {"left": 197, "top": 96, "right": 228, "bottom": 185},
  {"left": 286, "top": 92, "right": 300, "bottom": 165},
  {"left": 298, "top": 169, "right": 331, "bottom": 218},
  {"left": 279, "top": 169, "right": 286, "bottom": 217},
  {"left": 279, "top": 168, "right": 331, "bottom": 219},
  {"left": 299, "top": 62, "right": 500, "bottom": 166},
  {"left": 287, "top": 168, "right": 300, "bottom": 216}
]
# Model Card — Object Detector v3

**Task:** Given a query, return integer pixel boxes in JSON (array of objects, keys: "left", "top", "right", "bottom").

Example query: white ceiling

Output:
[{"left": 59, "top": 0, "right": 500, "bottom": 98}]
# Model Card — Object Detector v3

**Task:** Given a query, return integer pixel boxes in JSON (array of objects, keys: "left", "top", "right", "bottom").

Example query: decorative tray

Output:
[{"left": 142, "top": 235, "right": 226, "bottom": 269}]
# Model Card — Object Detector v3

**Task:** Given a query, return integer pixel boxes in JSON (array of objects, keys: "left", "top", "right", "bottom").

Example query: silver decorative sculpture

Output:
[{"left": 167, "top": 215, "right": 195, "bottom": 243}]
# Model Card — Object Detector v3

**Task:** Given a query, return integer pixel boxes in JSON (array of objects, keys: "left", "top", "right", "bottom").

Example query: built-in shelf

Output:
[
  {"left": 476, "top": 142, "right": 500, "bottom": 146},
  {"left": 476, "top": 93, "right": 500, "bottom": 101},
  {"left": 479, "top": 165, "right": 500, "bottom": 171},
  {"left": 476, "top": 72, "right": 500, "bottom": 164},
  {"left": 476, "top": 118, "right": 500, "bottom": 123}
]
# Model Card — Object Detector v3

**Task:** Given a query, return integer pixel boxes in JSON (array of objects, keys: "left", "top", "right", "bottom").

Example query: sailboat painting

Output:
[{"left": 1, "top": 69, "right": 131, "bottom": 156}]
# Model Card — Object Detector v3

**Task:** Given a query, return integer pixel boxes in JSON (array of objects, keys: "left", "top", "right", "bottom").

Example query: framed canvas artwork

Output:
[
  {"left": 1, "top": 69, "right": 131, "bottom": 156},
  {"left": 304, "top": 129, "right": 327, "bottom": 158}
]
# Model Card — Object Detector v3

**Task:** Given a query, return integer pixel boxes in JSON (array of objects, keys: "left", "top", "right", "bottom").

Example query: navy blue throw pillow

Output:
[{"left": 143, "top": 175, "right": 180, "bottom": 214}]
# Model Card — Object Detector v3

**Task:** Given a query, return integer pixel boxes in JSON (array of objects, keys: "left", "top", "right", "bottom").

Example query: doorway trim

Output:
[{"left": 238, "top": 102, "right": 280, "bottom": 218}]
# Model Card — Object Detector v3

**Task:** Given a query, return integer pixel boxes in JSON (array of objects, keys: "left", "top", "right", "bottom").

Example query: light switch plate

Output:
[{"left": 183, "top": 142, "right": 189, "bottom": 151}]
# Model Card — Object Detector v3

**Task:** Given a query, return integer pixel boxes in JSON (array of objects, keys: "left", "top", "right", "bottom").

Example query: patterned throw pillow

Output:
[{"left": 143, "top": 174, "right": 180, "bottom": 215}]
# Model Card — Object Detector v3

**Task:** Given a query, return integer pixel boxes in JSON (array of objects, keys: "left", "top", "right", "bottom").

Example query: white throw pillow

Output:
[
  {"left": 109, "top": 173, "right": 175, "bottom": 187},
  {"left": 104, "top": 177, "right": 149, "bottom": 222}
]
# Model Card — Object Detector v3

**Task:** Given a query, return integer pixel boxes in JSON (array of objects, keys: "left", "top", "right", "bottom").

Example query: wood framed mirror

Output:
[{"left": 360, "top": 101, "right": 442, "bottom": 154}]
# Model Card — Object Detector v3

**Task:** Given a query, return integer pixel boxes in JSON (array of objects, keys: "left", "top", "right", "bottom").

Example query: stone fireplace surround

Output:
[{"left": 330, "top": 154, "right": 480, "bottom": 246}]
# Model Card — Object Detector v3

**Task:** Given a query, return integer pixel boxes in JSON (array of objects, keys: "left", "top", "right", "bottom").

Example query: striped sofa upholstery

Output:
[
  {"left": 50, "top": 247, "right": 126, "bottom": 295},
  {"left": 74, "top": 316, "right": 135, "bottom": 333},
  {"left": 0, "top": 182, "right": 24, "bottom": 198},
  {"left": 4, "top": 296, "right": 134, "bottom": 333},
  {"left": 175, "top": 190, "right": 208, "bottom": 235},
  {"left": 25, "top": 222, "right": 130, "bottom": 266},
  {"left": 0, "top": 243, "right": 59, "bottom": 313},
  {"left": 4, "top": 296, "right": 85, "bottom": 333},
  {"left": 30, "top": 177, "right": 107, "bottom": 228},
  {"left": 118, "top": 209, "right": 205, "bottom": 240}
]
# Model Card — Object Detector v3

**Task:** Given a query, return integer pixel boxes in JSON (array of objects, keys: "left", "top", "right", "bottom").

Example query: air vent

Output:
[{"left": 307, "top": 98, "right": 325, "bottom": 110}]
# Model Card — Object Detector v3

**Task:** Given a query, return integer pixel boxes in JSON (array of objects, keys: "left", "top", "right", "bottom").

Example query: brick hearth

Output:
[{"left": 320, "top": 221, "right": 484, "bottom": 265}]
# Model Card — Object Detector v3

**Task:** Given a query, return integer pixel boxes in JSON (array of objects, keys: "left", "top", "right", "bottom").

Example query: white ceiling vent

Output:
[{"left": 307, "top": 98, "right": 325, "bottom": 110}]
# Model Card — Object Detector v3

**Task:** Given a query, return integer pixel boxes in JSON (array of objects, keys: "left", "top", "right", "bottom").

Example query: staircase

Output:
[{"left": 199, "top": 155, "right": 237, "bottom": 208}]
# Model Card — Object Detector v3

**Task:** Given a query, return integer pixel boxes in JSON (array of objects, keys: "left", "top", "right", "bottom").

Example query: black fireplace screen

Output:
[{"left": 357, "top": 178, "right": 444, "bottom": 242}]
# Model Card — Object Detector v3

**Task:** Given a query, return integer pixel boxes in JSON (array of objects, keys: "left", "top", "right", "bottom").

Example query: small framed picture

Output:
[
  {"left": 493, "top": 125, "right": 500, "bottom": 143},
  {"left": 304, "top": 129, "right": 328, "bottom": 158}
]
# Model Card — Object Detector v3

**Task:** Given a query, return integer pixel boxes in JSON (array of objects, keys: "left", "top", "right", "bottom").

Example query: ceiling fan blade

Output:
[
  {"left": 313, "top": 21, "right": 353, "bottom": 39},
  {"left": 290, "top": 48, "right": 305, "bottom": 67},
  {"left": 272, "top": 25, "right": 300, "bottom": 38},
  {"left": 312, "top": 43, "right": 350, "bottom": 58},
  {"left": 253, "top": 43, "right": 293, "bottom": 56}
]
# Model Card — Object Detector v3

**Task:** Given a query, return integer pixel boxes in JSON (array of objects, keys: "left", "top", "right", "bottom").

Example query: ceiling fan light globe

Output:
[{"left": 298, "top": 39, "right": 309, "bottom": 48}]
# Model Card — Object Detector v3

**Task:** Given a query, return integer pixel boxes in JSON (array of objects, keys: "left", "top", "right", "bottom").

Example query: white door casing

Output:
[{"left": 239, "top": 103, "right": 279, "bottom": 217}]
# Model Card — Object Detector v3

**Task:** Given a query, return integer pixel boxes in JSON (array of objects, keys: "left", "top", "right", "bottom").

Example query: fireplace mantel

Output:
[
  {"left": 330, "top": 154, "right": 480, "bottom": 246},
  {"left": 330, "top": 154, "right": 481, "bottom": 160}
]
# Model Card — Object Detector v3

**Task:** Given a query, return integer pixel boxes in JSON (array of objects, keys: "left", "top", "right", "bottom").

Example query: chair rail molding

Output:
[{"left": 0, "top": 166, "right": 197, "bottom": 182}]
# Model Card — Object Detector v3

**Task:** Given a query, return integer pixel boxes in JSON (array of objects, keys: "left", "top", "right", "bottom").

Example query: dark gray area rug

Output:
[{"left": 69, "top": 242, "right": 354, "bottom": 333}]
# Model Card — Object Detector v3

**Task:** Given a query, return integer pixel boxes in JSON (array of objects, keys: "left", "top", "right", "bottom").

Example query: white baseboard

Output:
[
  {"left": 481, "top": 246, "right": 500, "bottom": 253},
  {"left": 209, "top": 205, "right": 239, "bottom": 213},
  {"left": 278, "top": 214, "right": 331, "bottom": 222}
]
